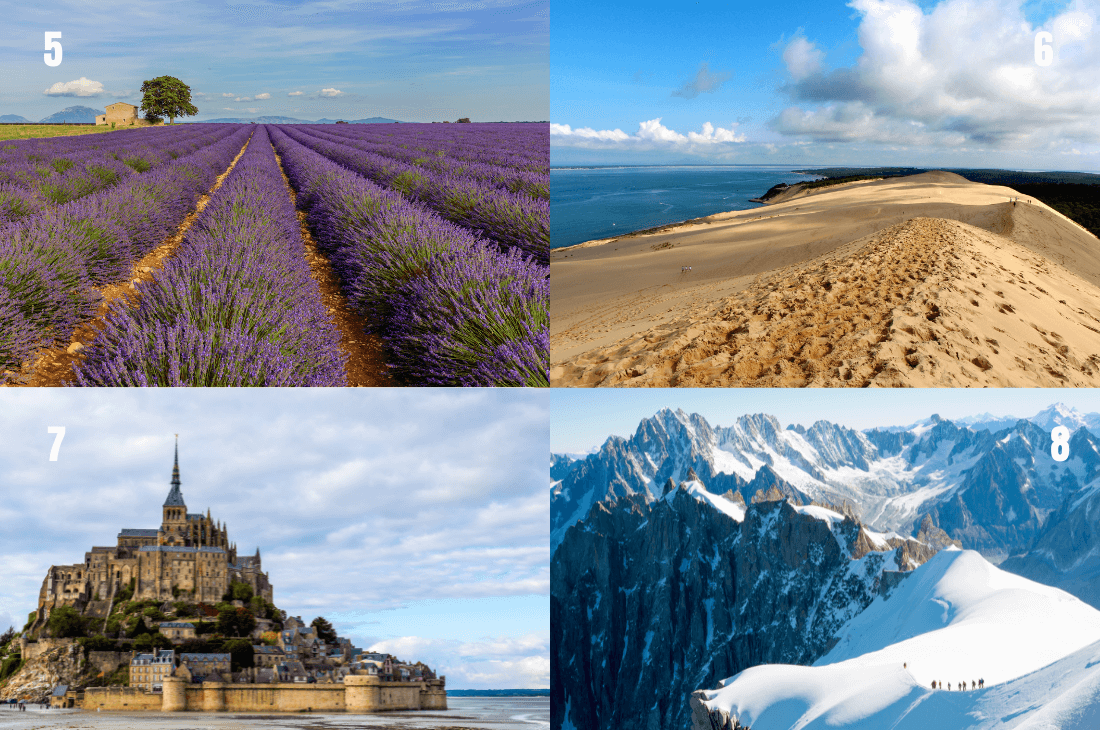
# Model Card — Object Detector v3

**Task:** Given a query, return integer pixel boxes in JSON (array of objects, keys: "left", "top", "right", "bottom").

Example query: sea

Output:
[
  {"left": 0, "top": 697, "right": 549, "bottom": 729},
  {"left": 551, "top": 165, "right": 822, "bottom": 249}
]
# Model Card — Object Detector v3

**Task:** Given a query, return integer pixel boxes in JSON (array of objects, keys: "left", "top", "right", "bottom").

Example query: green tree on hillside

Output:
[
  {"left": 223, "top": 639, "right": 255, "bottom": 669},
  {"left": 311, "top": 616, "right": 337, "bottom": 644},
  {"left": 47, "top": 606, "right": 86, "bottom": 638},
  {"left": 216, "top": 607, "right": 256, "bottom": 637},
  {"left": 139, "top": 76, "right": 198, "bottom": 124}
]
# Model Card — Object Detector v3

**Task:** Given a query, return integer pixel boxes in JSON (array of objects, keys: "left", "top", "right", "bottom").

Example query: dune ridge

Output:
[{"left": 551, "top": 216, "right": 1100, "bottom": 387}]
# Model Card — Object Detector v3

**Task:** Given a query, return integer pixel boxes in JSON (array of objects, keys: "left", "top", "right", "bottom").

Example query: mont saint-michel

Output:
[{"left": 0, "top": 443, "right": 446, "bottom": 714}]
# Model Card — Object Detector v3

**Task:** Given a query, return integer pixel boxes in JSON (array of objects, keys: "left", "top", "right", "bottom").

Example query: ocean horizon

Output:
[{"left": 551, "top": 165, "right": 822, "bottom": 249}]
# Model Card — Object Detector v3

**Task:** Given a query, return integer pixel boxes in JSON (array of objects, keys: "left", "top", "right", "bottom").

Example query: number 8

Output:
[{"left": 1051, "top": 426, "right": 1070, "bottom": 462}]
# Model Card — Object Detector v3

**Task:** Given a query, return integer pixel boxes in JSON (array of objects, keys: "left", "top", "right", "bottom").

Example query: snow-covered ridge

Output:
[
  {"left": 667, "top": 479, "right": 746, "bottom": 522},
  {"left": 693, "top": 549, "right": 1100, "bottom": 730}
]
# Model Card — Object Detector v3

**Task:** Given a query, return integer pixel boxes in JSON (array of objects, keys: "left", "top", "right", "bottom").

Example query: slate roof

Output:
[
  {"left": 138, "top": 545, "right": 225, "bottom": 553},
  {"left": 158, "top": 622, "right": 194, "bottom": 629},
  {"left": 119, "top": 529, "right": 159, "bottom": 537},
  {"left": 180, "top": 653, "right": 230, "bottom": 662},
  {"left": 52, "top": 684, "right": 68, "bottom": 697}
]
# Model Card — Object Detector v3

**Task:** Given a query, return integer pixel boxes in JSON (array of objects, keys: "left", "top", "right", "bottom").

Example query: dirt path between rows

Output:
[
  {"left": 4, "top": 133, "right": 254, "bottom": 387},
  {"left": 271, "top": 145, "right": 394, "bottom": 386}
]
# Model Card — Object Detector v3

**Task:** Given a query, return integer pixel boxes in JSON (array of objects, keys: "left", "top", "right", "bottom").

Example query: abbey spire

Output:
[{"left": 164, "top": 435, "right": 185, "bottom": 508}]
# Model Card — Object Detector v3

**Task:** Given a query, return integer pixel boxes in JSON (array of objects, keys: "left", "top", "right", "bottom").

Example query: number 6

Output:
[
  {"left": 44, "top": 32, "right": 62, "bottom": 67},
  {"left": 1034, "top": 31, "right": 1053, "bottom": 66}
]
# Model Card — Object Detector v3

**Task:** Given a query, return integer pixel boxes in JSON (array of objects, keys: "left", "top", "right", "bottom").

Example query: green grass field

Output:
[{"left": 0, "top": 124, "right": 119, "bottom": 141}]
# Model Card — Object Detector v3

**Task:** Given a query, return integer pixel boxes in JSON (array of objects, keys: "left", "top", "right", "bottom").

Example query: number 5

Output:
[
  {"left": 44, "top": 32, "right": 62, "bottom": 67},
  {"left": 1034, "top": 31, "right": 1053, "bottom": 66}
]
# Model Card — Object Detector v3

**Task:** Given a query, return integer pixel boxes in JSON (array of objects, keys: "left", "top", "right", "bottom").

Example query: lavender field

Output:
[{"left": 0, "top": 122, "right": 548, "bottom": 386}]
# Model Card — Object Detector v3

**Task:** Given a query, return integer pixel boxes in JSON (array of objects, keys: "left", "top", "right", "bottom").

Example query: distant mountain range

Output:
[
  {"left": 0, "top": 106, "right": 105, "bottom": 123},
  {"left": 552, "top": 404, "right": 1100, "bottom": 601},
  {"left": 197, "top": 115, "right": 403, "bottom": 124}
]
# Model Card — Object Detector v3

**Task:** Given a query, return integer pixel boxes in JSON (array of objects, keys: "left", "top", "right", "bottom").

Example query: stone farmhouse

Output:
[
  {"left": 95, "top": 102, "right": 158, "bottom": 127},
  {"left": 31, "top": 440, "right": 272, "bottom": 632}
]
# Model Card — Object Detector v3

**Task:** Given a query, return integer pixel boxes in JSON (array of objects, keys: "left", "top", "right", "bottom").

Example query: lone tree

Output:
[
  {"left": 311, "top": 616, "right": 337, "bottom": 644},
  {"left": 140, "top": 76, "right": 198, "bottom": 124}
]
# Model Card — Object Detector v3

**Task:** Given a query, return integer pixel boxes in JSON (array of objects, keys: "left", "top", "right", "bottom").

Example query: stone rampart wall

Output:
[
  {"left": 87, "top": 678, "right": 445, "bottom": 713},
  {"left": 83, "top": 686, "right": 161, "bottom": 711}
]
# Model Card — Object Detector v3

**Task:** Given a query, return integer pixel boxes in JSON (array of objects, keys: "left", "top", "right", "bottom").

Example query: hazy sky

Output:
[
  {"left": 552, "top": 0, "right": 1100, "bottom": 170},
  {"left": 550, "top": 389, "right": 1100, "bottom": 454},
  {"left": 3, "top": 0, "right": 548, "bottom": 122},
  {"left": 0, "top": 390, "right": 548, "bottom": 690}
]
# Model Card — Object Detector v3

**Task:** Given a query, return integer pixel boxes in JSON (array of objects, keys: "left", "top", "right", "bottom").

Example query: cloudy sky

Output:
[
  {"left": 0, "top": 390, "right": 548, "bottom": 690},
  {"left": 552, "top": 0, "right": 1100, "bottom": 170},
  {"left": 551, "top": 389, "right": 1100, "bottom": 455},
  {"left": 3, "top": 0, "right": 547, "bottom": 122}
]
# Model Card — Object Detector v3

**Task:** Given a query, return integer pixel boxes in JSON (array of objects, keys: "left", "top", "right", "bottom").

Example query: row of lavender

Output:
[
  {"left": 0, "top": 126, "right": 252, "bottom": 374},
  {"left": 0, "top": 125, "right": 240, "bottom": 225},
  {"left": 270, "top": 126, "right": 548, "bottom": 386},
  {"left": 74, "top": 127, "right": 345, "bottom": 386},
  {"left": 281, "top": 125, "right": 548, "bottom": 265},
  {"left": 321, "top": 123, "right": 547, "bottom": 171},
  {"left": 305, "top": 125, "right": 549, "bottom": 198}
]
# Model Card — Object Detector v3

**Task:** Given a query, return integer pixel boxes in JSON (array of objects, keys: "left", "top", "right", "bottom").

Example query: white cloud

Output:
[
  {"left": 552, "top": 118, "right": 746, "bottom": 150},
  {"left": 43, "top": 77, "right": 104, "bottom": 97},
  {"left": 288, "top": 91, "right": 304, "bottom": 96},
  {"left": 246, "top": 107, "right": 258, "bottom": 113},
  {"left": 222, "top": 93, "right": 235, "bottom": 98},
  {"left": 772, "top": 0, "right": 1100, "bottom": 151},
  {"left": 368, "top": 633, "right": 548, "bottom": 689},
  {"left": 782, "top": 35, "right": 824, "bottom": 81},
  {"left": 549, "top": 123, "right": 629, "bottom": 142},
  {"left": 234, "top": 96, "right": 253, "bottom": 102},
  {"left": 320, "top": 88, "right": 343, "bottom": 97},
  {"left": 255, "top": 93, "right": 271, "bottom": 100},
  {"left": 193, "top": 91, "right": 207, "bottom": 97}
]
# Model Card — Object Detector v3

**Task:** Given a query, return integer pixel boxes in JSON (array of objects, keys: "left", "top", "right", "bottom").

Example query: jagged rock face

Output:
[
  {"left": 551, "top": 409, "right": 747, "bottom": 548},
  {"left": 0, "top": 643, "right": 85, "bottom": 703},
  {"left": 1002, "top": 477, "right": 1100, "bottom": 609},
  {"left": 552, "top": 454, "right": 577, "bottom": 482},
  {"left": 552, "top": 489, "right": 930, "bottom": 730}
]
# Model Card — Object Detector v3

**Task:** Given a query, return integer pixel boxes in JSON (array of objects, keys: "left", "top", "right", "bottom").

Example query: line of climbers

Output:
[{"left": 929, "top": 678, "right": 984, "bottom": 690}]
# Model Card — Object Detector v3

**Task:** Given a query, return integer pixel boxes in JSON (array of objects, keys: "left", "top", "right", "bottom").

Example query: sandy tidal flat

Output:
[
  {"left": 551, "top": 172, "right": 1100, "bottom": 387},
  {"left": 0, "top": 697, "right": 548, "bottom": 729}
]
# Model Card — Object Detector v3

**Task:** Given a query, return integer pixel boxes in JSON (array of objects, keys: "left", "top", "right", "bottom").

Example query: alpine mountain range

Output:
[{"left": 551, "top": 404, "right": 1100, "bottom": 730}]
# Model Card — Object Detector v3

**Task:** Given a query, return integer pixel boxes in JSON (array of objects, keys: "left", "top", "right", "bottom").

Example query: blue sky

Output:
[
  {"left": 550, "top": 389, "right": 1100, "bottom": 454},
  {"left": 552, "top": 0, "right": 1100, "bottom": 169},
  {"left": 3, "top": 0, "right": 548, "bottom": 122},
  {"left": 0, "top": 390, "right": 548, "bottom": 690}
]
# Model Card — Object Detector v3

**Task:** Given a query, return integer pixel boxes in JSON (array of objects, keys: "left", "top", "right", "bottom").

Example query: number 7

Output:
[
  {"left": 48, "top": 426, "right": 66, "bottom": 461},
  {"left": 44, "top": 32, "right": 62, "bottom": 67}
]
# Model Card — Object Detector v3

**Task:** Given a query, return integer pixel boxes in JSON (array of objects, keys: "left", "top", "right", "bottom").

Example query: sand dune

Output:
[{"left": 551, "top": 173, "right": 1100, "bottom": 387}]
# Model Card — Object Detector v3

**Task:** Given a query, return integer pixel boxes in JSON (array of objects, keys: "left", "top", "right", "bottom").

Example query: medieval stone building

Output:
[{"left": 34, "top": 441, "right": 272, "bottom": 627}]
